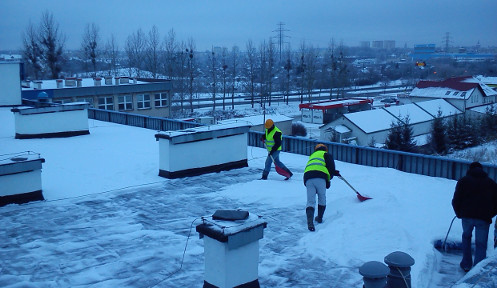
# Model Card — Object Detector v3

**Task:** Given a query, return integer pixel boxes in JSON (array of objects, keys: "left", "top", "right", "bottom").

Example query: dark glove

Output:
[
  {"left": 333, "top": 170, "right": 341, "bottom": 177},
  {"left": 326, "top": 181, "right": 331, "bottom": 189}
]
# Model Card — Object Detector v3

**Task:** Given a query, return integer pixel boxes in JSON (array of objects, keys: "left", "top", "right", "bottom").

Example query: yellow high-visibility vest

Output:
[
  {"left": 265, "top": 126, "right": 282, "bottom": 152},
  {"left": 304, "top": 150, "right": 330, "bottom": 181}
]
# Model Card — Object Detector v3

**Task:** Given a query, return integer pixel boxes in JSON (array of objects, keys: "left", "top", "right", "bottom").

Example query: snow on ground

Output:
[{"left": 1, "top": 107, "right": 496, "bottom": 287}]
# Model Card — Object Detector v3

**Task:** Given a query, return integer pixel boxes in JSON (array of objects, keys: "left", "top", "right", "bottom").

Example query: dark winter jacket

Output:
[
  {"left": 303, "top": 149, "right": 335, "bottom": 188},
  {"left": 452, "top": 167, "right": 497, "bottom": 224}
]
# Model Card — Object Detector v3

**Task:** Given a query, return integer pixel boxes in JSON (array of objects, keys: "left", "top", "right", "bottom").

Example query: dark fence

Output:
[
  {"left": 248, "top": 131, "right": 497, "bottom": 182},
  {"left": 88, "top": 108, "right": 497, "bottom": 182},
  {"left": 88, "top": 108, "right": 202, "bottom": 131}
]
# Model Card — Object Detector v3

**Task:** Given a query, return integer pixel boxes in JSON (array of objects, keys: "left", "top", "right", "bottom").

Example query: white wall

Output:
[
  {"left": 0, "top": 170, "right": 42, "bottom": 197},
  {"left": 158, "top": 133, "right": 247, "bottom": 172},
  {"left": 0, "top": 62, "right": 21, "bottom": 106},
  {"left": 14, "top": 108, "right": 89, "bottom": 136}
]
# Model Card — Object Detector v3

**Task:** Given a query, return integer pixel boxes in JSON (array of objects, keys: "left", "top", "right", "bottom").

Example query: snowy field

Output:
[{"left": 1, "top": 107, "right": 496, "bottom": 287}]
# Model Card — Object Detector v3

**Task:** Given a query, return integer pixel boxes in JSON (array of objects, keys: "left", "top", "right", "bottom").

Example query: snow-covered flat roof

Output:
[
  {"left": 414, "top": 99, "right": 462, "bottom": 117},
  {"left": 344, "top": 109, "right": 398, "bottom": 133},
  {"left": 384, "top": 103, "right": 434, "bottom": 124},
  {"left": 22, "top": 77, "right": 150, "bottom": 90},
  {"left": 410, "top": 87, "right": 475, "bottom": 99}
]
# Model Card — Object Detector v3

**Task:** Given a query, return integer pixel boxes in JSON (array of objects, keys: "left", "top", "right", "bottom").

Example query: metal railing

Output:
[
  {"left": 248, "top": 131, "right": 497, "bottom": 181},
  {"left": 88, "top": 108, "right": 497, "bottom": 182},
  {"left": 88, "top": 108, "right": 202, "bottom": 131}
]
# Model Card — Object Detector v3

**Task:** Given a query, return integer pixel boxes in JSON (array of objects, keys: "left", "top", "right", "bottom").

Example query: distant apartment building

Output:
[
  {"left": 360, "top": 41, "right": 371, "bottom": 48},
  {"left": 383, "top": 40, "right": 395, "bottom": 49},
  {"left": 371, "top": 41, "right": 384, "bottom": 49},
  {"left": 21, "top": 77, "right": 172, "bottom": 118},
  {"left": 370, "top": 40, "right": 395, "bottom": 49}
]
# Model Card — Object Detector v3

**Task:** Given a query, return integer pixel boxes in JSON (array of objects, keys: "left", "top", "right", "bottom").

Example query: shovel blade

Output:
[
  {"left": 275, "top": 165, "right": 291, "bottom": 178},
  {"left": 357, "top": 194, "right": 372, "bottom": 202}
]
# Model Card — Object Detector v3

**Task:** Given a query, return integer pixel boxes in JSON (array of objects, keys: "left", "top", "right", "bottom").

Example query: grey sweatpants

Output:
[{"left": 306, "top": 178, "right": 327, "bottom": 208}]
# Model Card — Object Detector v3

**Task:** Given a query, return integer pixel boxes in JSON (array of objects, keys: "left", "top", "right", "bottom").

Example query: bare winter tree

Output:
[
  {"left": 230, "top": 45, "right": 240, "bottom": 109},
  {"left": 104, "top": 34, "right": 119, "bottom": 77},
  {"left": 39, "top": 11, "right": 65, "bottom": 79},
  {"left": 221, "top": 47, "right": 228, "bottom": 110},
  {"left": 266, "top": 38, "right": 276, "bottom": 106},
  {"left": 125, "top": 28, "right": 146, "bottom": 78},
  {"left": 186, "top": 38, "right": 196, "bottom": 112},
  {"left": 163, "top": 28, "right": 178, "bottom": 80},
  {"left": 207, "top": 47, "right": 218, "bottom": 112},
  {"left": 283, "top": 47, "right": 293, "bottom": 104},
  {"left": 258, "top": 41, "right": 268, "bottom": 108},
  {"left": 22, "top": 21, "right": 43, "bottom": 79},
  {"left": 245, "top": 40, "right": 257, "bottom": 108},
  {"left": 145, "top": 25, "right": 161, "bottom": 79},
  {"left": 303, "top": 44, "right": 318, "bottom": 102},
  {"left": 81, "top": 23, "right": 100, "bottom": 77},
  {"left": 173, "top": 41, "right": 188, "bottom": 114}
]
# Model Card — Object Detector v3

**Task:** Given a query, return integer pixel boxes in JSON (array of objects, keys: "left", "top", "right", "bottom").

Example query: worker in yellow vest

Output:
[
  {"left": 260, "top": 119, "right": 293, "bottom": 180},
  {"left": 304, "top": 143, "right": 339, "bottom": 231}
]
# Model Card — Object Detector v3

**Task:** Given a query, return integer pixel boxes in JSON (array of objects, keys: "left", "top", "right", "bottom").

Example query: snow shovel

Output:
[
  {"left": 264, "top": 142, "right": 291, "bottom": 178},
  {"left": 337, "top": 175, "right": 372, "bottom": 202},
  {"left": 269, "top": 153, "right": 292, "bottom": 178}
]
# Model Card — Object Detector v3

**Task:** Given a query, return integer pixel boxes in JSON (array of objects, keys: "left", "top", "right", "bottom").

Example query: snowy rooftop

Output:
[
  {"left": 344, "top": 108, "right": 398, "bottom": 133},
  {"left": 410, "top": 86, "right": 476, "bottom": 99},
  {"left": 470, "top": 103, "right": 497, "bottom": 114},
  {"left": 384, "top": 102, "right": 434, "bottom": 124},
  {"left": 218, "top": 114, "right": 292, "bottom": 127},
  {"left": 21, "top": 77, "right": 151, "bottom": 90},
  {"left": 414, "top": 99, "right": 463, "bottom": 117},
  {"left": 0, "top": 107, "right": 496, "bottom": 287}
]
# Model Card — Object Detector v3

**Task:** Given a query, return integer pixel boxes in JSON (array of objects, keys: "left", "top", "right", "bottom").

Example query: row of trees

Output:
[
  {"left": 22, "top": 12, "right": 497, "bottom": 118},
  {"left": 384, "top": 107, "right": 497, "bottom": 155}
]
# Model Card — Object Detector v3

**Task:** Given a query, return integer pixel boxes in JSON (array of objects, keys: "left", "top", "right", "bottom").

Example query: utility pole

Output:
[
  {"left": 273, "top": 22, "right": 290, "bottom": 62},
  {"left": 443, "top": 32, "right": 452, "bottom": 53}
]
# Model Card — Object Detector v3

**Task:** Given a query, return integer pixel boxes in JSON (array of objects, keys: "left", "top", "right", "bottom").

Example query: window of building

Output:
[
  {"left": 453, "top": 91, "right": 459, "bottom": 96},
  {"left": 118, "top": 95, "right": 133, "bottom": 111},
  {"left": 98, "top": 96, "right": 114, "bottom": 110},
  {"left": 81, "top": 98, "right": 94, "bottom": 107},
  {"left": 460, "top": 92, "right": 467, "bottom": 97},
  {"left": 154, "top": 92, "right": 168, "bottom": 107},
  {"left": 137, "top": 94, "right": 151, "bottom": 109},
  {"left": 445, "top": 91, "right": 451, "bottom": 95}
]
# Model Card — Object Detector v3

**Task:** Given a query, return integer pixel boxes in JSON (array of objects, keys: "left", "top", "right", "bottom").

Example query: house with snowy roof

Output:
[
  {"left": 409, "top": 76, "right": 497, "bottom": 116},
  {"left": 319, "top": 99, "right": 462, "bottom": 146}
]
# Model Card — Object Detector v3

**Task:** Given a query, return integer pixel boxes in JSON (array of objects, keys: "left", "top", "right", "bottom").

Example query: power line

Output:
[{"left": 272, "top": 22, "right": 290, "bottom": 61}]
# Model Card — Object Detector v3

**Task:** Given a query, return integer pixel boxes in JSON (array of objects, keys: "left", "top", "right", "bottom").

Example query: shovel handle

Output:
[{"left": 337, "top": 176, "right": 360, "bottom": 195}]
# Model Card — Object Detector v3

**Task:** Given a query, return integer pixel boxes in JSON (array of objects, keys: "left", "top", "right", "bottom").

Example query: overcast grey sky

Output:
[{"left": 1, "top": 0, "right": 496, "bottom": 52}]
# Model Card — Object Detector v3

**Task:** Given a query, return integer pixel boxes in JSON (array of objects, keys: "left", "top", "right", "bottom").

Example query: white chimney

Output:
[
  {"left": 56, "top": 79, "right": 63, "bottom": 88},
  {"left": 77, "top": 78, "right": 82, "bottom": 87},
  {"left": 104, "top": 76, "right": 112, "bottom": 85},
  {"left": 34, "top": 80, "right": 42, "bottom": 89},
  {"left": 94, "top": 77, "right": 102, "bottom": 86}
]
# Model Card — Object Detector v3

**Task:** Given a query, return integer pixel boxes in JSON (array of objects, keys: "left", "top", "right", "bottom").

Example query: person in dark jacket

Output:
[
  {"left": 452, "top": 161, "right": 497, "bottom": 272},
  {"left": 260, "top": 119, "right": 293, "bottom": 180},
  {"left": 303, "top": 143, "right": 339, "bottom": 231}
]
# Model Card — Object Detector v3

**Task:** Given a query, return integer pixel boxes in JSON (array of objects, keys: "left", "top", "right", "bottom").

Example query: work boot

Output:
[
  {"left": 260, "top": 172, "right": 268, "bottom": 180},
  {"left": 306, "top": 207, "right": 315, "bottom": 231},
  {"left": 315, "top": 205, "right": 326, "bottom": 223}
]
